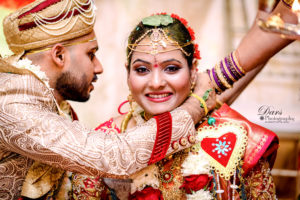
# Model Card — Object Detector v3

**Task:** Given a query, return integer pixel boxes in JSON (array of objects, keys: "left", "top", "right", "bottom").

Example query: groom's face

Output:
[{"left": 55, "top": 32, "right": 103, "bottom": 102}]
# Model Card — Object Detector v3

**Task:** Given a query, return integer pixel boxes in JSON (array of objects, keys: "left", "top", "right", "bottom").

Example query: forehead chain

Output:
[{"left": 127, "top": 28, "right": 192, "bottom": 59}]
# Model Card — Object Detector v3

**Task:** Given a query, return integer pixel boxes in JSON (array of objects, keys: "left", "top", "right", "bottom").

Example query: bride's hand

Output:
[
  {"left": 181, "top": 72, "right": 216, "bottom": 124},
  {"left": 193, "top": 72, "right": 216, "bottom": 112}
]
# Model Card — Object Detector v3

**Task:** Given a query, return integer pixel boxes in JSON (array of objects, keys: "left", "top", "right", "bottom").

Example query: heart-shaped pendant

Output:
[
  {"left": 201, "top": 132, "right": 236, "bottom": 167},
  {"left": 197, "top": 122, "right": 248, "bottom": 180}
]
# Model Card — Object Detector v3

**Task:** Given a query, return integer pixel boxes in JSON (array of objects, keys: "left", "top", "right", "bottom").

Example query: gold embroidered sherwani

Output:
[{"left": 0, "top": 59, "right": 195, "bottom": 199}]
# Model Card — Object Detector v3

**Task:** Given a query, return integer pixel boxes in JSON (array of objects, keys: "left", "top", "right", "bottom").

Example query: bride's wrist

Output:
[
  {"left": 181, "top": 89, "right": 216, "bottom": 124},
  {"left": 180, "top": 96, "right": 205, "bottom": 124}
]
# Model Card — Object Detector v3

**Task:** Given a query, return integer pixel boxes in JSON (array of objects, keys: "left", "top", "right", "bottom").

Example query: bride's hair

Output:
[{"left": 126, "top": 14, "right": 199, "bottom": 68}]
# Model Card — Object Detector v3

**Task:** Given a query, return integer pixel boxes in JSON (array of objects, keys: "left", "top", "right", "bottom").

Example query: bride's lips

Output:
[{"left": 145, "top": 92, "right": 172, "bottom": 102}]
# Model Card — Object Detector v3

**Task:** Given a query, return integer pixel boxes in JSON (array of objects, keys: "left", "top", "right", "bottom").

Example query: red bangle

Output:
[{"left": 148, "top": 112, "right": 172, "bottom": 165}]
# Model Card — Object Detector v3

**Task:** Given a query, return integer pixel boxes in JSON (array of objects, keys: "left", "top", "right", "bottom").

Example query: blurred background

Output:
[{"left": 0, "top": 0, "right": 299, "bottom": 199}]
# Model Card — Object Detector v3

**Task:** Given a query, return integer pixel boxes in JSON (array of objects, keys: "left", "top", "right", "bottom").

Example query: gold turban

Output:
[{"left": 3, "top": 0, "right": 96, "bottom": 55}]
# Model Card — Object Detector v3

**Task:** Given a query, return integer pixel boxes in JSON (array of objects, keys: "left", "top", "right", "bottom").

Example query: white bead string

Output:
[
  {"left": 227, "top": 183, "right": 230, "bottom": 200},
  {"left": 34, "top": 0, "right": 71, "bottom": 22},
  {"left": 35, "top": 16, "right": 79, "bottom": 36},
  {"left": 34, "top": 9, "right": 74, "bottom": 30},
  {"left": 230, "top": 170, "right": 238, "bottom": 200},
  {"left": 73, "top": 0, "right": 94, "bottom": 12},
  {"left": 78, "top": 10, "right": 96, "bottom": 25},
  {"left": 73, "top": 0, "right": 91, "bottom": 6},
  {"left": 215, "top": 173, "right": 224, "bottom": 199}
]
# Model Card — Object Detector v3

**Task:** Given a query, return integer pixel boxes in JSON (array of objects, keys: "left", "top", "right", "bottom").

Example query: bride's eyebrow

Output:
[
  {"left": 132, "top": 58, "right": 151, "bottom": 65},
  {"left": 161, "top": 59, "right": 182, "bottom": 64}
]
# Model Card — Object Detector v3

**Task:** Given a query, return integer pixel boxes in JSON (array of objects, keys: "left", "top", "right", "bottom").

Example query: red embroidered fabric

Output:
[
  {"left": 200, "top": 104, "right": 278, "bottom": 174},
  {"left": 148, "top": 112, "right": 172, "bottom": 165},
  {"left": 201, "top": 132, "right": 237, "bottom": 167}
]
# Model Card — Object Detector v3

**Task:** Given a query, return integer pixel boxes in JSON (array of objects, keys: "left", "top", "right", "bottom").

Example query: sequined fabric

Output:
[
  {"left": 212, "top": 159, "right": 277, "bottom": 200},
  {"left": 72, "top": 173, "right": 108, "bottom": 199},
  {"left": 157, "top": 151, "right": 189, "bottom": 200},
  {"left": 244, "top": 159, "right": 277, "bottom": 200}
]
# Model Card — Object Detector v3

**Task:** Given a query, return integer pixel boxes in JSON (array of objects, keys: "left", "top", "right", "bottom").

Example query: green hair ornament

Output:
[{"left": 142, "top": 14, "right": 173, "bottom": 27}]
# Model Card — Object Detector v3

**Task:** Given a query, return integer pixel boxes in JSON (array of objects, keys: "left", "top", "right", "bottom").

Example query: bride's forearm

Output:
[{"left": 236, "top": 1, "right": 297, "bottom": 72}]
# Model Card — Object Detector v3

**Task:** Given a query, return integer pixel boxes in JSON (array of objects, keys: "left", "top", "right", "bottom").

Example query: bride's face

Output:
[{"left": 128, "top": 37, "right": 196, "bottom": 116}]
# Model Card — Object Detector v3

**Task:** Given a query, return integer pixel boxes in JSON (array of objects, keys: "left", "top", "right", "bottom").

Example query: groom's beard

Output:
[{"left": 55, "top": 71, "right": 91, "bottom": 102}]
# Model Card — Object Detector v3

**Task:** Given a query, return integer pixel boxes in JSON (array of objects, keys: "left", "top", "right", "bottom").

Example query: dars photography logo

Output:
[{"left": 257, "top": 105, "right": 295, "bottom": 124}]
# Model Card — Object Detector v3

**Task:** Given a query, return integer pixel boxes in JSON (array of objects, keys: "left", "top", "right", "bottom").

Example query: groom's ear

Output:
[{"left": 51, "top": 43, "right": 67, "bottom": 69}]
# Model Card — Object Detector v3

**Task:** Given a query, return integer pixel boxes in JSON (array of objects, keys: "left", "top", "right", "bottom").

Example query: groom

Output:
[{"left": 0, "top": 0, "right": 215, "bottom": 199}]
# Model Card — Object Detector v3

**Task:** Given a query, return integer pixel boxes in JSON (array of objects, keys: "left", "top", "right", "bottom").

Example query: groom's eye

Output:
[{"left": 88, "top": 52, "right": 95, "bottom": 60}]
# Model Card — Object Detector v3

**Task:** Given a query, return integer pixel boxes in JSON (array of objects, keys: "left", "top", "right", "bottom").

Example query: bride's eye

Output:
[
  {"left": 165, "top": 65, "right": 180, "bottom": 73},
  {"left": 134, "top": 66, "right": 149, "bottom": 74}
]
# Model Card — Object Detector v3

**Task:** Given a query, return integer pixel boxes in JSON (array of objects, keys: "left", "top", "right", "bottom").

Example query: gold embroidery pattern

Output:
[
  {"left": 244, "top": 159, "right": 277, "bottom": 200},
  {"left": 157, "top": 150, "right": 189, "bottom": 200},
  {"left": 72, "top": 174, "right": 106, "bottom": 200}
]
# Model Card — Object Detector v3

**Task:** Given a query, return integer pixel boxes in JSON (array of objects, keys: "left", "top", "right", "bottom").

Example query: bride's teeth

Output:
[{"left": 148, "top": 94, "right": 169, "bottom": 98}]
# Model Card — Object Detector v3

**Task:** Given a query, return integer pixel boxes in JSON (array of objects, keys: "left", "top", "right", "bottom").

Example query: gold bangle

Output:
[
  {"left": 232, "top": 51, "right": 246, "bottom": 75},
  {"left": 222, "top": 59, "right": 237, "bottom": 82},
  {"left": 190, "top": 93, "right": 208, "bottom": 115},
  {"left": 215, "top": 63, "right": 232, "bottom": 89}
]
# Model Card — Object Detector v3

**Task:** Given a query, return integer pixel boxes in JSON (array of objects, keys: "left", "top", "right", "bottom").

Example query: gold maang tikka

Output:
[{"left": 127, "top": 28, "right": 192, "bottom": 58}]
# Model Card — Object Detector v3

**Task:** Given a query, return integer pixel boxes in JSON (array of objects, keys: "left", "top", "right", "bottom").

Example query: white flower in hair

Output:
[
  {"left": 186, "top": 190, "right": 213, "bottom": 200},
  {"left": 13, "top": 58, "right": 50, "bottom": 88},
  {"left": 181, "top": 150, "right": 211, "bottom": 176}
]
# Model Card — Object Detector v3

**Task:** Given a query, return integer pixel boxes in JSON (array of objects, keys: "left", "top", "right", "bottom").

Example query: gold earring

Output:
[
  {"left": 190, "top": 81, "right": 196, "bottom": 93},
  {"left": 128, "top": 93, "right": 134, "bottom": 113},
  {"left": 121, "top": 93, "right": 134, "bottom": 133}
]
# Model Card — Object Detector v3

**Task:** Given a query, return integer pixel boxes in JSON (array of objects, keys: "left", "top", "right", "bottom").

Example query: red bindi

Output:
[{"left": 154, "top": 64, "right": 159, "bottom": 68}]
